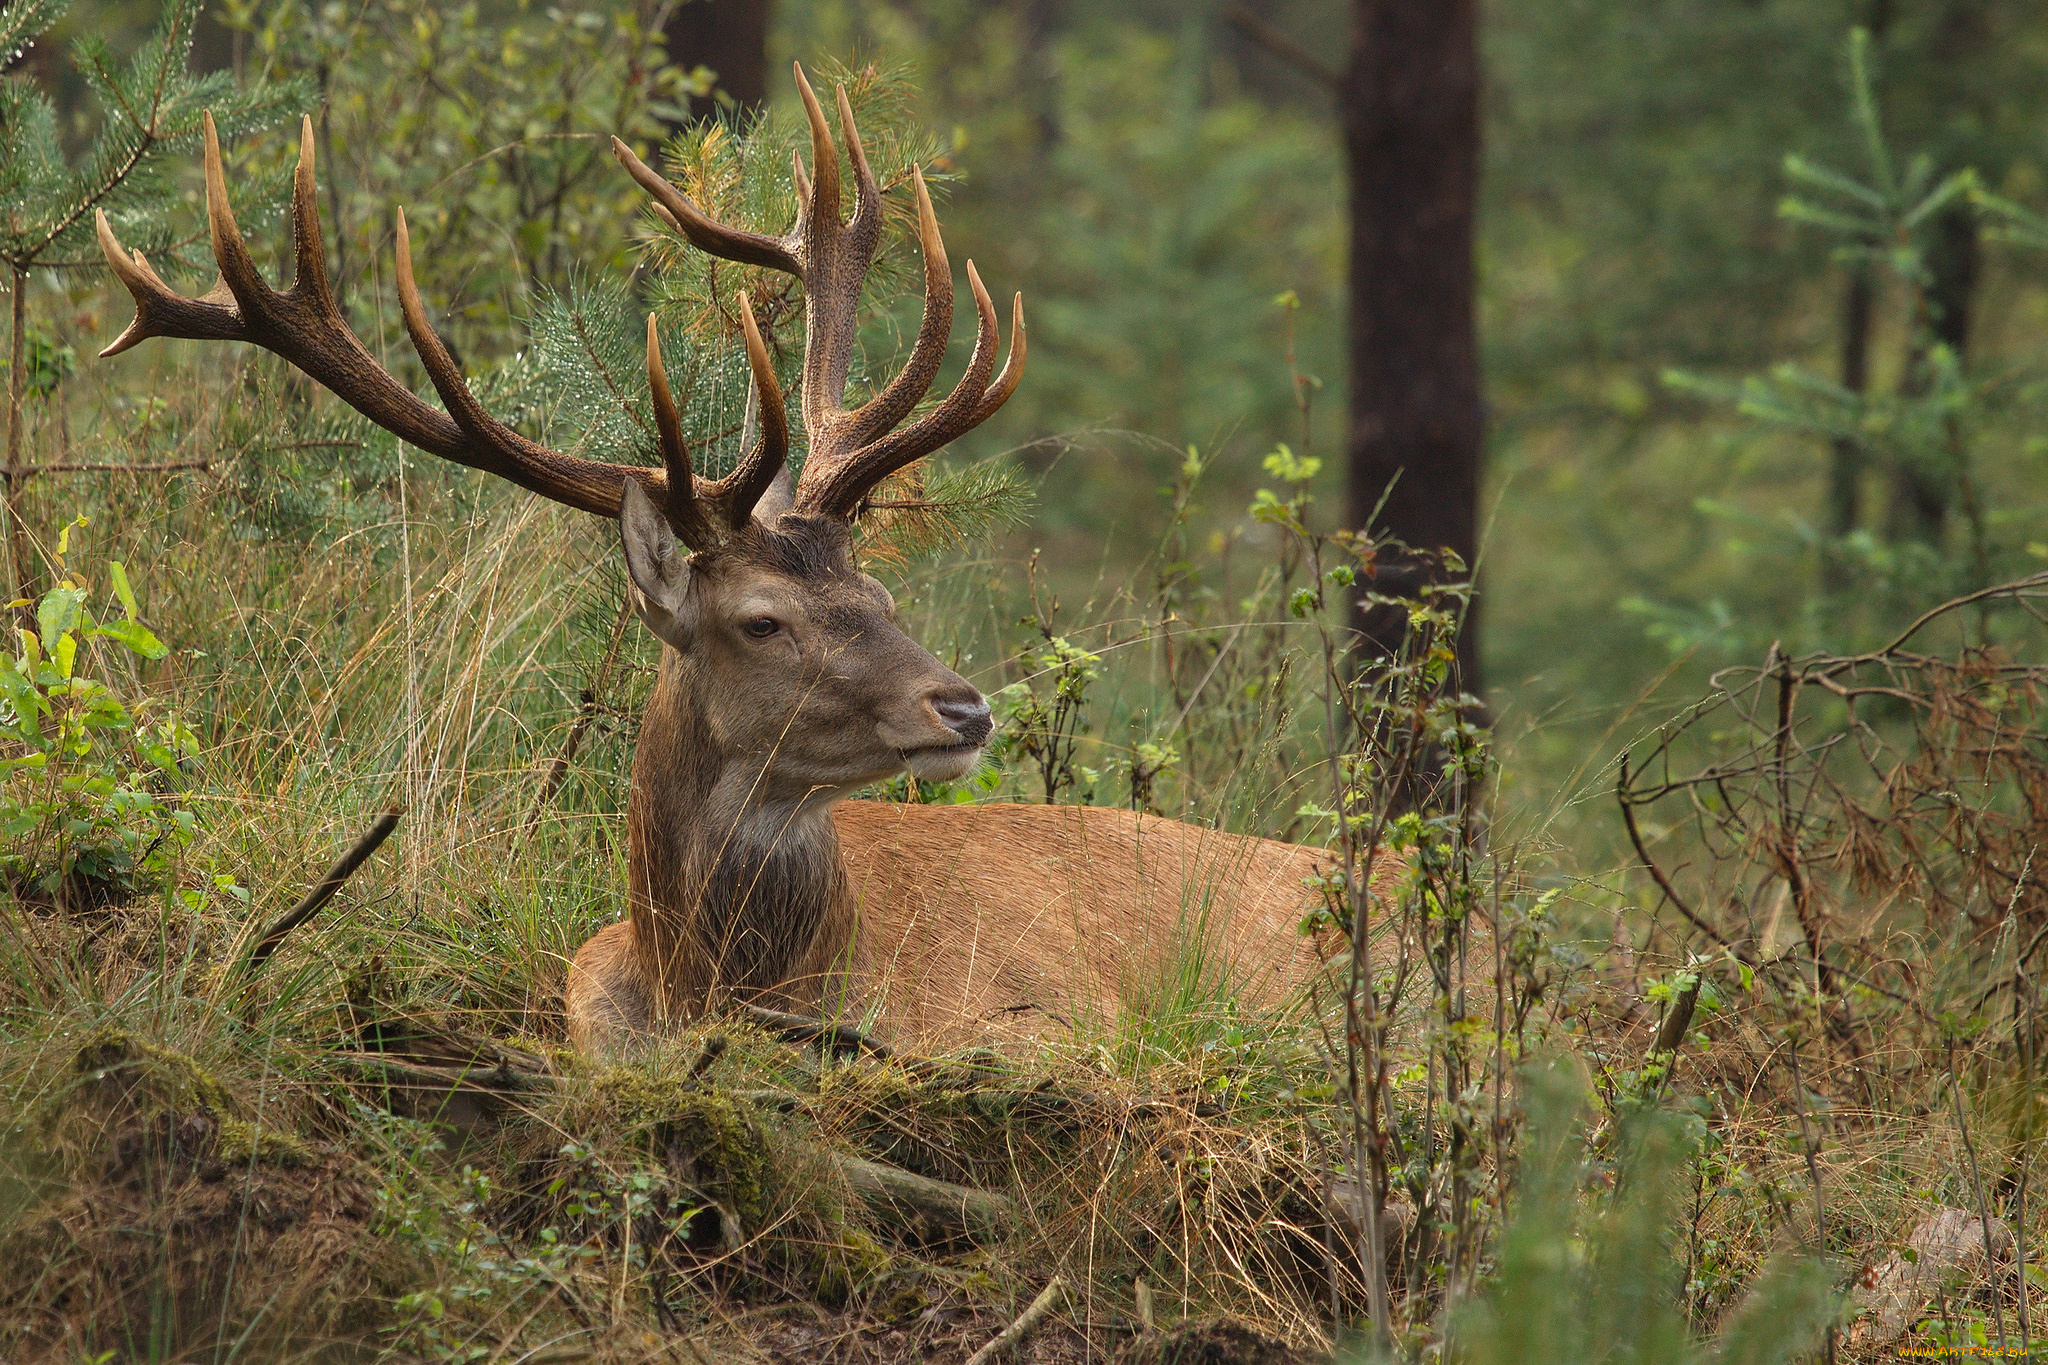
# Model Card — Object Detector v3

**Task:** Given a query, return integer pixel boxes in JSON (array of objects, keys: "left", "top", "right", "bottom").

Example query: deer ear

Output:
[{"left": 619, "top": 480, "right": 695, "bottom": 648}]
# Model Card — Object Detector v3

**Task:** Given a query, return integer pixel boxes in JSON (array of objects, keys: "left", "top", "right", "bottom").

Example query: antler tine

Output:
[
  {"left": 700, "top": 292, "right": 791, "bottom": 528},
  {"left": 610, "top": 136, "right": 802, "bottom": 278},
  {"left": 791, "top": 150, "right": 814, "bottom": 233},
  {"left": 972, "top": 291, "right": 1028, "bottom": 425},
  {"left": 389, "top": 211, "right": 588, "bottom": 493},
  {"left": 98, "top": 111, "right": 668, "bottom": 519},
  {"left": 201, "top": 111, "right": 269, "bottom": 308},
  {"left": 95, "top": 211, "right": 225, "bottom": 357},
  {"left": 834, "top": 83, "right": 882, "bottom": 238},
  {"left": 790, "top": 64, "right": 886, "bottom": 453},
  {"left": 645, "top": 316, "right": 718, "bottom": 549},
  {"left": 841, "top": 166, "right": 952, "bottom": 447},
  {"left": 792, "top": 63, "right": 840, "bottom": 252},
  {"left": 799, "top": 260, "right": 1013, "bottom": 521},
  {"left": 604, "top": 65, "right": 1027, "bottom": 529},
  {"left": 288, "top": 116, "right": 332, "bottom": 309}
]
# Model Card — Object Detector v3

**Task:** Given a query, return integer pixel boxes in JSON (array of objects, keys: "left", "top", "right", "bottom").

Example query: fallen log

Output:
[{"left": 833, "top": 1152, "right": 1016, "bottom": 1244}]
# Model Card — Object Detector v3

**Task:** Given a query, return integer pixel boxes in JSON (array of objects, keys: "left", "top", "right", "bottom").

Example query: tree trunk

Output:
[
  {"left": 1822, "top": 266, "right": 1873, "bottom": 589},
  {"left": 1890, "top": 205, "right": 1979, "bottom": 543},
  {"left": 1886, "top": 0, "right": 1988, "bottom": 547},
  {"left": 1019, "top": 0, "right": 1064, "bottom": 151},
  {"left": 1341, "top": 0, "right": 1484, "bottom": 696},
  {"left": 663, "top": 0, "right": 772, "bottom": 127},
  {"left": 189, "top": 4, "right": 241, "bottom": 78}
]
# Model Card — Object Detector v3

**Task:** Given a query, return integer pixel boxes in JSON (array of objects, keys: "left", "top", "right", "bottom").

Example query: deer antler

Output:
[
  {"left": 96, "top": 112, "right": 786, "bottom": 549},
  {"left": 611, "top": 61, "right": 1025, "bottom": 522},
  {"left": 645, "top": 294, "right": 788, "bottom": 545}
]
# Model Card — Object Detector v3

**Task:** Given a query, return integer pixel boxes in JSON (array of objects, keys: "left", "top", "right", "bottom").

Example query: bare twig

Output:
[
  {"left": 15, "top": 458, "right": 211, "bottom": 478},
  {"left": 2019, "top": 937, "right": 2038, "bottom": 1354},
  {"left": 1855, "top": 570, "right": 2048, "bottom": 667},
  {"left": 332, "top": 1050, "right": 554, "bottom": 1096},
  {"left": 1772, "top": 660, "right": 1836, "bottom": 996},
  {"left": 238, "top": 808, "right": 404, "bottom": 977},
  {"left": 1222, "top": 4, "right": 1340, "bottom": 88},
  {"left": 4, "top": 266, "right": 36, "bottom": 600},
  {"left": 964, "top": 1277, "right": 1066, "bottom": 1365},
  {"left": 1618, "top": 753, "right": 1734, "bottom": 952}
]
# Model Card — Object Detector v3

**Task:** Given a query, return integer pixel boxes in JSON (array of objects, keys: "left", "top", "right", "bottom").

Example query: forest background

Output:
[{"left": 22, "top": 0, "right": 2048, "bottom": 853}]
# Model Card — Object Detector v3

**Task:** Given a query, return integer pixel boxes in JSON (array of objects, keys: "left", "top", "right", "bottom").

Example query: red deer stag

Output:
[{"left": 97, "top": 66, "right": 1377, "bottom": 1051}]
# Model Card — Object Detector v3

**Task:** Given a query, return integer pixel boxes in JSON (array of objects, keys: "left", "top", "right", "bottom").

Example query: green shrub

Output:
[{"left": 0, "top": 521, "right": 196, "bottom": 906}]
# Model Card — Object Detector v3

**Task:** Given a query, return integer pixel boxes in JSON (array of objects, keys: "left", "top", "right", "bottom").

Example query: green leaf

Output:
[
  {"left": 1776, "top": 197, "right": 1882, "bottom": 239},
  {"left": 91, "top": 618, "right": 168, "bottom": 661},
  {"left": 107, "top": 561, "right": 139, "bottom": 621},
  {"left": 37, "top": 585, "right": 85, "bottom": 651}
]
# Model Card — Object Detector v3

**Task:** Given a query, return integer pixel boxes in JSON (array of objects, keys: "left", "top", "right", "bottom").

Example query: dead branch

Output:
[
  {"left": 837, "top": 1152, "right": 1016, "bottom": 1244},
  {"left": 16, "top": 458, "right": 211, "bottom": 477},
  {"left": 1618, "top": 753, "right": 1735, "bottom": 952},
  {"left": 238, "top": 808, "right": 403, "bottom": 977},
  {"left": 964, "top": 1277, "right": 1066, "bottom": 1365}
]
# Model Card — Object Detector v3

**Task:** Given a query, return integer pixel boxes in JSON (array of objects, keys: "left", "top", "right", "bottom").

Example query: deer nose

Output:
[{"left": 932, "top": 693, "right": 992, "bottom": 746}]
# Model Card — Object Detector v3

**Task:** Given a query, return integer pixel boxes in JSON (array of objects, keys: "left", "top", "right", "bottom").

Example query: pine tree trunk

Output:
[
  {"left": 663, "top": 0, "right": 772, "bottom": 128},
  {"left": 1890, "top": 206, "right": 1979, "bottom": 543},
  {"left": 1823, "top": 266, "right": 1873, "bottom": 589},
  {"left": 1020, "top": 0, "right": 1064, "bottom": 151},
  {"left": 1341, "top": 0, "right": 1484, "bottom": 696}
]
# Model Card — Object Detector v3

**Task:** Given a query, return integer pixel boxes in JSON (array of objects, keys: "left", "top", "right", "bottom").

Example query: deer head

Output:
[{"left": 96, "top": 63, "right": 1022, "bottom": 799}]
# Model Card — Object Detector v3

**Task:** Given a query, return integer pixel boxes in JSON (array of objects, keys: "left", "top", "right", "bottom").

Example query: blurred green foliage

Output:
[{"left": 1425, "top": 1065, "right": 1838, "bottom": 1365}]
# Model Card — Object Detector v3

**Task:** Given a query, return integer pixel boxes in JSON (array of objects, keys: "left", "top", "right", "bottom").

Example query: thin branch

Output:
[
  {"left": 238, "top": 808, "right": 404, "bottom": 977},
  {"left": 1821, "top": 571, "right": 2048, "bottom": 677},
  {"left": 1618, "top": 753, "right": 1735, "bottom": 952},
  {"left": 1785, "top": 1039, "right": 1836, "bottom": 1365},
  {"left": 739, "top": 1002, "right": 892, "bottom": 1061},
  {"left": 1222, "top": 4, "right": 1340, "bottom": 89},
  {"left": 964, "top": 1278, "right": 1066, "bottom": 1365},
  {"left": 15, "top": 458, "right": 211, "bottom": 478},
  {"left": 1948, "top": 1038, "right": 2009, "bottom": 1352}
]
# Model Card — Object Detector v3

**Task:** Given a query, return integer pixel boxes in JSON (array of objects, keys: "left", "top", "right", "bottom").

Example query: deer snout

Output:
[{"left": 931, "top": 692, "right": 993, "bottom": 747}]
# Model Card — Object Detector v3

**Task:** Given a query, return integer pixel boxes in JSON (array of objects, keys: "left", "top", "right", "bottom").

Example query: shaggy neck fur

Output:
[{"left": 626, "top": 653, "right": 854, "bottom": 1021}]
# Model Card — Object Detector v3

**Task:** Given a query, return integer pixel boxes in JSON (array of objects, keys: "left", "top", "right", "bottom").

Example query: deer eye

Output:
[{"left": 741, "top": 616, "right": 780, "bottom": 639}]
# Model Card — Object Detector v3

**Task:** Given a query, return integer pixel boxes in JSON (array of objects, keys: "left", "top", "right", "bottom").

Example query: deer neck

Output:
[{"left": 626, "top": 653, "right": 853, "bottom": 1020}]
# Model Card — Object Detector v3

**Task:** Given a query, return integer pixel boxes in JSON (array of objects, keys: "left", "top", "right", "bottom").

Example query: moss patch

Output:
[
  {"left": 72, "top": 1028, "right": 234, "bottom": 1117},
  {"left": 588, "top": 1066, "right": 770, "bottom": 1226},
  {"left": 214, "top": 1115, "right": 316, "bottom": 1167}
]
